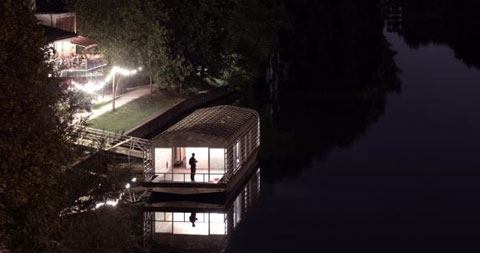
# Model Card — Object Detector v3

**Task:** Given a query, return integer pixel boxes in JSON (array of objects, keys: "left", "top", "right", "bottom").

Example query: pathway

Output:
[{"left": 75, "top": 86, "right": 152, "bottom": 122}]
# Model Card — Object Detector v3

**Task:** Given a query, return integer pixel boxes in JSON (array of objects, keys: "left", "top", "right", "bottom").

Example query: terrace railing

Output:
[
  {"left": 152, "top": 173, "right": 225, "bottom": 184},
  {"left": 56, "top": 57, "right": 108, "bottom": 78}
]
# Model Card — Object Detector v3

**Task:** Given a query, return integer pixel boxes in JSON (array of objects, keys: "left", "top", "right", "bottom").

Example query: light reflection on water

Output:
[{"left": 143, "top": 168, "right": 261, "bottom": 252}]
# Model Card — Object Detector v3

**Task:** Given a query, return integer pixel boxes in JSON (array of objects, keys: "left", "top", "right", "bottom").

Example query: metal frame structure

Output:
[
  {"left": 75, "top": 127, "right": 153, "bottom": 176},
  {"left": 150, "top": 105, "right": 260, "bottom": 184}
]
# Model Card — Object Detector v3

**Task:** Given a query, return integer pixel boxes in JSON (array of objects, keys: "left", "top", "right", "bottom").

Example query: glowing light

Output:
[
  {"left": 131, "top": 177, "right": 137, "bottom": 182},
  {"left": 72, "top": 65, "right": 142, "bottom": 94},
  {"left": 106, "top": 200, "right": 118, "bottom": 207},
  {"left": 125, "top": 183, "right": 130, "bottom": 189},
  {"left": 95, "top": 198, "right": 120, "bottom": 209}
]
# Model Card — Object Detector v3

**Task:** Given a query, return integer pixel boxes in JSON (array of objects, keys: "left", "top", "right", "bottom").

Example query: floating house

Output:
[
  {"left": 143, "top": 168, "right": 261, "bottom": 251},
  {"left": 143, "top": 105, "right": 260, "bottom": 195}
]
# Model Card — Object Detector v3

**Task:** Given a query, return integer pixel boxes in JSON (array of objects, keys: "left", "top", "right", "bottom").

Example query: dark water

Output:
[
  {"left": 229, "top": 35, "right": 480, "bottom": 252},
  {"left": 138, "top": 1, "right": 480, "bottom": 252},
  {"left": 226, "top": 2, "right": 480, "bottom": 252}
]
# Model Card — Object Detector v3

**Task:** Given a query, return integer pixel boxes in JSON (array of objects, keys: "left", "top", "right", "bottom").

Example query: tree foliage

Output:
[
  {"left": 0, "top": 0, "right": 82, "bottom": 251},
  {"left": 73, "top": 0, "right": 289, "bottom": 93}
]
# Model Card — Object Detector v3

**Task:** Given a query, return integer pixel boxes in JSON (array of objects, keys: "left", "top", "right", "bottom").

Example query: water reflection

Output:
[
  {"left": 143, "top": 168, "right": 261, "bottom": 252},
  {"left": 396, "top": 0, "right": 480, "bottom": 69},
  {"left": 229, "top": 1, "right": 480, "bottom": 251},
  {"left": 241, "top": 0, "right": 401, "bottom": 182}
]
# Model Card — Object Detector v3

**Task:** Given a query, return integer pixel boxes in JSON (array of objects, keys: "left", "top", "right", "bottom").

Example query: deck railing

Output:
[{"left": 152, "top": 173, "right": 225, "bottom": 184}]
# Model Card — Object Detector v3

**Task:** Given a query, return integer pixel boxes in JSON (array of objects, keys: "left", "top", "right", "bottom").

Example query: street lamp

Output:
[
  {"left": 112, "top": 72, "right": 116, "bottom": 111},
  {"left": 110, "top": 66, "right": 139, "bottom": 112},
  {"left": 71, "top": 66, "right": 142, "bottom": 111}
]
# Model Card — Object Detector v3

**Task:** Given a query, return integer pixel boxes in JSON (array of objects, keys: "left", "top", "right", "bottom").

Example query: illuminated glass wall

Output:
[{"left": 154, "top": 212, "right": 227, "bottom": 235}]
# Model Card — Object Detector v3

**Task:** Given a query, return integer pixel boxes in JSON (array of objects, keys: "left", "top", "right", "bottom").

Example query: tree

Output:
[
  {"left": 73, "top": 0, "right": 189, "bottom": 91},
  {"left": 73, "top": 0, "right": 290, "bottom": 93},
  {"left": 0, "top": 0, "right": 82, "bottom": 251}
]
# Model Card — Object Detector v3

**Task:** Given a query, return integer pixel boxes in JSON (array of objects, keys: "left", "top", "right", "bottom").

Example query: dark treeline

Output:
[
  {"left": 72, "top": 0, "right": 289, "bottom": 93},
  {"left": 399, "top": 0, "right": 480, "bottom": 69},
  {"left": 243, "top": 0, "right": 401, "bottom": 181}
]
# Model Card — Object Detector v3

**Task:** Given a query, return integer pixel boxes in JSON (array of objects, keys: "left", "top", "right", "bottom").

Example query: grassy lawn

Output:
[
  {"left": 88, "top": 93, "right": 184, "bottom": 133},
  {"left": 92, "top": 99, "right": 112, "bottom": 110}
]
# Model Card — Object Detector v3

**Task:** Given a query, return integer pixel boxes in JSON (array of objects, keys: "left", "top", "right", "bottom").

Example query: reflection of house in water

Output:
[
  {"left": 144, "top": 168, "right": 261, "bottom": 252},
  {"left": 143, "top": 105, "right": 260, "bottom": 195},
  {"left": 35, "top": 0, "right": 106, "bottom": 79}
]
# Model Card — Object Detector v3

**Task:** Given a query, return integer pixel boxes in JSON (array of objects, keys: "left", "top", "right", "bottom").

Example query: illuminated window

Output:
[
  {"left": 154, "top": 212, "right": 226, "bottom": 236},
  {"left": 233, "top": 141, "right": 241, "bottom": 170}
]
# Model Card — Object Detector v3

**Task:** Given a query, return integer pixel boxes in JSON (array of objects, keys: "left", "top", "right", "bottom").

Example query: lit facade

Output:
[
  {"left": 143, "top": 168, "right": 261, "bottom": 251},
  {"left": 147, "top": 105, "right": 260, "bottom": 185}
]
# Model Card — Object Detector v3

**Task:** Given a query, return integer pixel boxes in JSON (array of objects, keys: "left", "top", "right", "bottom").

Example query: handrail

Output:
[
  {"left": 75, "top": 126, "right": 153, "bottom": 179},
  {"left": 152, "top": 172, "right": 225, "bottom": 184},
  {"left": 76, "top": 127, "right": 150, "bottom": 150}
]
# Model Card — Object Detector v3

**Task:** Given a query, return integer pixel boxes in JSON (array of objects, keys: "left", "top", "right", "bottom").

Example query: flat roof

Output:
[
  {"left": 152, "top": 105, "right": 259, "bottom": 148},
  {"left": 39, "top": 24, "right": 77, "bottom": 42}
]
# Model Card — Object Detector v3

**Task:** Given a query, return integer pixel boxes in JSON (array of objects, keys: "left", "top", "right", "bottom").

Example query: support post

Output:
[
  {"left": 112, "top": 73, "right": 116, "bottom": 112},
  {"left": 208, "top": 148, "right": 211, "bottom": 183},
  {"left": 150, "top": 74, "right": 153, "bottom": 94}
]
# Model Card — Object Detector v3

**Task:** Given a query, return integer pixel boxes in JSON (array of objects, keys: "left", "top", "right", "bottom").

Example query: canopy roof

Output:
[
  {"left": 71, "top": 36, "right": 97, "bottom": 49},
  {"left": 152, "top": 105, "right": 259, "bottom": 148}
]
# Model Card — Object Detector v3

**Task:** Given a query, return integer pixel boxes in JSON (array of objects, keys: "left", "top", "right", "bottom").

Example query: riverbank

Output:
[{"left": 87, "top": 91, "right": 184, "bottom": 133}]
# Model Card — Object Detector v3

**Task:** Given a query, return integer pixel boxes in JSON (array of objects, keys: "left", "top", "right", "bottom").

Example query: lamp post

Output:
[
  {"left": 112, "top": 72, "right": 116, "bottom": 112},
  {"left": 71, "top": 66, "right": 142, "bottom": 111},
  {"left": 150, "top": 73, "right": 153, "bottom": 94}
]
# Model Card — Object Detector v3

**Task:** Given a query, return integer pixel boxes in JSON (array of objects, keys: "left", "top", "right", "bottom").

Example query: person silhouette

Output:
[
  {"left": 189, "top": 212, "right": 197, "bottom": 227},
  {"left": 189, "top": 153, "right": 198, "bottom": 182}
]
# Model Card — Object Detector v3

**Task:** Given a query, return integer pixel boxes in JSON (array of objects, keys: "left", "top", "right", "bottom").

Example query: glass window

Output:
[
  {"left": 185, "top": 147, "right": 209, "bottom": 169},
  {"left": 154, "top": 148, "right": 172, "bottom": 174},
  {"left": 233, "top": 141, "right": 241, "bottom": 169}
]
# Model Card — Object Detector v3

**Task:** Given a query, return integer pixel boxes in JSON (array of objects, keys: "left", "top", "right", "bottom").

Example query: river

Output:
[{"left": 227, "top": 2, "right": 480, "bottom": 252}]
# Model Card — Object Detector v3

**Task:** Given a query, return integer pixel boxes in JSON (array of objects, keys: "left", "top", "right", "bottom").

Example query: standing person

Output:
[
  {"left": 189, "top": 212, "right": 197, "bottom": 227},
  {"left": 189, "top": 153, "right": 197, "bottom": 182}
]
